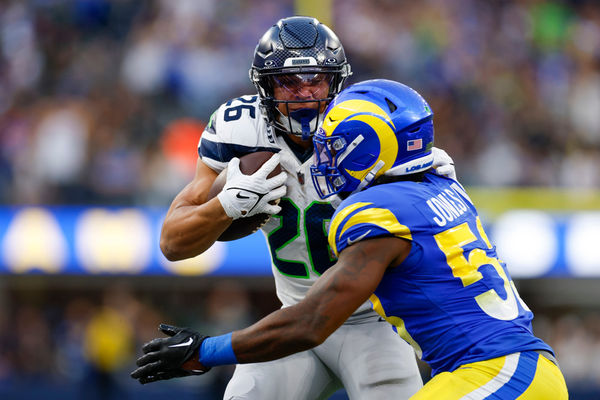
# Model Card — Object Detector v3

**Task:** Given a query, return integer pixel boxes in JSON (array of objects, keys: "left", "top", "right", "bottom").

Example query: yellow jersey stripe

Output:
[
  {"left": 328, "top": 202, "right": 372, "bottom": 255},
  {"left": 370, "top": 293, "right": 422, "bottom": 358}
]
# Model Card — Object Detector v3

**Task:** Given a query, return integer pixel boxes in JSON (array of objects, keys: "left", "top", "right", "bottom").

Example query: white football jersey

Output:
[{"left": 199, "top": 95, "right": 373, "bottom": 318}]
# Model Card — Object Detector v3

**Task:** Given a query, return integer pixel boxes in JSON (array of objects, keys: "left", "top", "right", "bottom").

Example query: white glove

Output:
[
  {"left": 217, "top": 154, "right": 287, "bottom": 219},
  {"left": 431, "top": 147, "right": 457, "bottom": 180}
]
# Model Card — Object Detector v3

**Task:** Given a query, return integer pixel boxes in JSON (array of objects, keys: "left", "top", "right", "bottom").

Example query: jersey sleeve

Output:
[
  {"left": 328, "top": 191, "right": 414, "bottom": 257},
  {"left": 198, "top": 95, "right": 278, "bottom": 173}
]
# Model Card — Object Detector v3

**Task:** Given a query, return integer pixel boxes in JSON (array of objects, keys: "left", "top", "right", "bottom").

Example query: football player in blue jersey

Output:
[
  {"left": 155, "top": 16, "right": 452, "bottom": 400},
  {"left": 156, "top": 16, "right": 436, "bottom": 400},
  {"left": 133, "top": 79, "right": 568, "bottom": 399}
]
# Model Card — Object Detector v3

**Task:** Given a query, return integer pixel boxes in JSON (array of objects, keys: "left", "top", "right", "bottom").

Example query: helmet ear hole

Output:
[{"left": 385, "top": 98, "right": 397, "bottom": 113}]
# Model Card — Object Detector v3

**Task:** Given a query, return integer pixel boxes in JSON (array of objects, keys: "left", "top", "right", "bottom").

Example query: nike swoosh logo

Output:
[
  {"left": 236, "top": 192, "right": 250, "bottom": 199},
  {"left": 168, "top": 337, "right": 193, "bottom": 348},
  {"left": 346, "top": 230, "right": 372, "bottom": 246}
]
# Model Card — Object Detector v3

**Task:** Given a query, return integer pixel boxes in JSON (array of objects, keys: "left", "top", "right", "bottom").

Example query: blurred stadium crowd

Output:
[
  {"left": 1, "top": 0, "right": 599, "bottom": 399},
  {"left": 1, "top": 0, "right": 600, "bottom": 207},
  {"left": 0, "top": 280, "right": 272, "bottom": 399},
  {"left": 1, "top": 281, "right": 600, "bottom": 399}
]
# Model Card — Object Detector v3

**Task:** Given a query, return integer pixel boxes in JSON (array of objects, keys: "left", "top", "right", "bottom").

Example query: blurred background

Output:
[{"left": 0, "top": 0, "right": 599, "bottom": 399}]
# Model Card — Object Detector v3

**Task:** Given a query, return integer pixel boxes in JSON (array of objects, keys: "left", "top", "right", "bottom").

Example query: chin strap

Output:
[
  {"left": 329, "top": 194, "right": 342, "bottom": 208},
  {"left": 350, "top": 160, "right": 385, "bottom": 196},
  {"left": 288, "top": 108, "right": 319, "bottom": 140}
]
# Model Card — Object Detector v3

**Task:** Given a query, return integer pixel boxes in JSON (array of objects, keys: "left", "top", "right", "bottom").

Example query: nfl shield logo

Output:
[{"left": 407, "top": 139, "right": 423, "bottom": 151}]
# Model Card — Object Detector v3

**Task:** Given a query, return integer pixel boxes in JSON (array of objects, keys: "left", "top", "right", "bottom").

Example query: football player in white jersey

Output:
[{"left": 158, "top": 16, "right": 453, "bottom": 400}]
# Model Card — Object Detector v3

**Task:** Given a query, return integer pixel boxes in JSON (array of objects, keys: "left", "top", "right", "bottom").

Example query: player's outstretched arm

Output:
[
  {"left": 230, "top": 236, "right": 410, "bottom": 362},
  {"left": 131, "top": 236, "right": 411, "bottom": 383}
]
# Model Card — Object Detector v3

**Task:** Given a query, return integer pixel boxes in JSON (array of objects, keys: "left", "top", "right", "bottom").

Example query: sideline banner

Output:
[
  {"left": 0, "top": 206, "right": 598, "bottom": 277},
  {"left": 0, "top": 206, "right": 270, "bottom": 276}
]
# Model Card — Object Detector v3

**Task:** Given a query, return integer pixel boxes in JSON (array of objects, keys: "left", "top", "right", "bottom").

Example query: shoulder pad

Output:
[{"left": 198, "top": 95, "right": 278, "bottom": 169}]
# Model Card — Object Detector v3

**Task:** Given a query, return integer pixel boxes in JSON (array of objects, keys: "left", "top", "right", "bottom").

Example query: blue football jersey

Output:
[{"left": 328, "top": 173, "right": 553, "bottom": 376}]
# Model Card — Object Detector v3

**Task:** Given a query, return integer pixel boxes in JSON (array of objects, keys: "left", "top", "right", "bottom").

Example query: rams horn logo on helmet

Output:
[{"left": 311, "top": 79, "right": 434, "bottom": 198}]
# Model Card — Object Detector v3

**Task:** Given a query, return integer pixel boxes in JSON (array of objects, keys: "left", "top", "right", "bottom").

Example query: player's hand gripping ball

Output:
[{"left": 209, "top": 151, "right": 285, "bottom": 241}]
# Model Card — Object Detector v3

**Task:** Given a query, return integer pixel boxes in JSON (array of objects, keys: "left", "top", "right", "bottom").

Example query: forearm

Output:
[
  {"left": 231, "top": 302, "right": 328, "bottom": 363},
  {"left": 229, "top": 262, "right": 370, "bottom": 363},
  {"left": 203, "top": 282, "right": 360, "bottom": 366},
  {"left": 186, "top": 239, "right": 399, "bottom": 370},
  {"left": 160, "top": 197, "right": 232, "bottom": 260},
  {"left": 223, "top": 238, "right": 401, "bottom": 365}
]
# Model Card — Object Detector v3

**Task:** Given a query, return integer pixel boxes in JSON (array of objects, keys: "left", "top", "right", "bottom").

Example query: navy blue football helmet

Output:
[
  {"left": 250, "top": 16, "right": 352, "bottom": 140},
  {"left": 311, "top": 79, "right": 434, "bottom": 198}
]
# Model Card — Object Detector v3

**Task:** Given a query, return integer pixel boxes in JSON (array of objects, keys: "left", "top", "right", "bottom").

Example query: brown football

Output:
[{"left": 208, "top": 151, "right": 282, "bottom": 241}]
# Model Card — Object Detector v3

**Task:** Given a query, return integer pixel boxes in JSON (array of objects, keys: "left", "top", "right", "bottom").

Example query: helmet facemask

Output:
[
  {"left": 311, "top": 132, "right": 349, "bottom": 198},
  {"left": 271, "top": 72, "right": 335, "bottom": 140},
  {"left": 251, "top": 66, "right": 350, "bottom": 140},
  {"left": 311, "top": 124, "right": 385, "bottom": 199}
]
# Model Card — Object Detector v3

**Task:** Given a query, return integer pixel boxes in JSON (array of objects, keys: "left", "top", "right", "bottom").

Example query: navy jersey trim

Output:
[{"left": 198, "top": 140, "right": 279, "bottom": 161}]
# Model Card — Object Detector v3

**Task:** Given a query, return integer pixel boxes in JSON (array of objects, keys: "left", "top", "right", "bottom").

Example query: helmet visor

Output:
[{"left": 271, "top": 73, "right": 335, "bottom": 100}]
